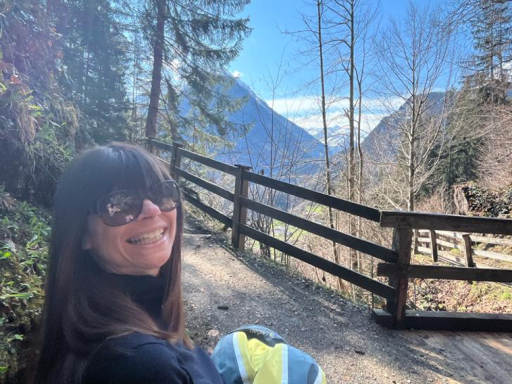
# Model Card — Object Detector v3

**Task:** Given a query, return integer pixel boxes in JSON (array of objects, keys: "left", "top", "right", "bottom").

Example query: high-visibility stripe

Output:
[
  {"left": 281, "top": 344, "right": 289, "bottom": 384},
  {"left": 313, "top": 368, "right": 324, "bottom": 384},
  {"left": 233, "top": 332, "right": 251, "bottom": 384}
]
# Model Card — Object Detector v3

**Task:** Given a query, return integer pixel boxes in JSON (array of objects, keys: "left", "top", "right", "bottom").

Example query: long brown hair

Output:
[{"left": 34, "top": 143, "right": 191, "bottom": 384}]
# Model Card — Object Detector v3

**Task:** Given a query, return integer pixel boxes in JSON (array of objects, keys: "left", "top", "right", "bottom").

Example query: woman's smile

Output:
[{"left": 127, "top": 228, "right": 166, "bottom": 245}]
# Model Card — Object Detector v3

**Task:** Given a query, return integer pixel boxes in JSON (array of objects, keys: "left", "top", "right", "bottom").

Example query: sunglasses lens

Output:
[
  {"left": 149, "top": 181, "right": 180, "bottom": 212},
  {"left": 97, "top": 191, "right": 141, "bottom": 226}
]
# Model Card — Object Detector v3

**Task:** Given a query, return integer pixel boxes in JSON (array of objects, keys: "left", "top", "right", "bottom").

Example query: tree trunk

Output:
[
  {"left": 317, "top": 0, "right": 344, "bottom": 291},
  {"left": 348, "top": 0, "right": 357, "bottom": 272},
  {"left": 145, "top": 0, "right": 166, "bottom": 139}
]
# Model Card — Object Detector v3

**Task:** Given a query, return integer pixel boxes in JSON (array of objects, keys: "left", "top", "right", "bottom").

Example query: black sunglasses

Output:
[{"left": 94, "top": 180, "right": 181, "bottom": 227}]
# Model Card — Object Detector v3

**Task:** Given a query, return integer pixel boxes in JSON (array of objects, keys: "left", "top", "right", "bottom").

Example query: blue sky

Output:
[{"left": 228, "top": 0, "right": 440, "bottom": 134}]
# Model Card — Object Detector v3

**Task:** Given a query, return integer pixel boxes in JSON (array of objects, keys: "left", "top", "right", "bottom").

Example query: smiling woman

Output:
[
  {"left": 33, "top": 143, "right": 223, "bottom": 384},
  {"left": 83, "top": 180, "right": 180, "bottom": 276}
]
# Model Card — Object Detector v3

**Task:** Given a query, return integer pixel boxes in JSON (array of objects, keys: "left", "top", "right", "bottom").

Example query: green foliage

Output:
[
  {"left": 466, "top": 0, "right": 512, "bottom": 104},
  {"left": 0, "top": 188, "right": 50, "bottom": 382},
  {"left": 460, "top": 182, "right": 512, "bottom": 217},
  {"left": 143, "top": 0, "right": 251, "bottom": 151},
  {"left": 0, "top": 0, "right": 78, "bottom": 205},
  {"left": 51, "top": 0, "right": 131, "bottom": 144}
]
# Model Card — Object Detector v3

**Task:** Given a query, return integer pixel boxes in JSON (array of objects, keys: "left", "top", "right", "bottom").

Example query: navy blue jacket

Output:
[
  {"left": 83, "top": 333, "right": 223, "bottom": 384},
  {"left": 82, "top": 274, "right": 223, "bottom": 384}
]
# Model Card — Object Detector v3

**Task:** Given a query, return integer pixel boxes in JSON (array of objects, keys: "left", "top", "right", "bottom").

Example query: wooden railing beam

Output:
[
  {"left": 241, "top": 197, "right": 398, "bottom": 263},
  {"left": 380, "top": 211, "right": 512, "bottom": 235},
  {"left": 231, "top": 165, "right": 251, "bottom": 250},
  {"left": 377, "top": 263, "right": 512, "bottom": 282}
]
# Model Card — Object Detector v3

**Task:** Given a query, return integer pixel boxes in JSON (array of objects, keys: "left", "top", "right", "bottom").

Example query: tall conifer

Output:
[
  {"left": 142, "top": 0, "right": 250, "bottom": 146},
  {"left": 50, "top": 0, "right": 130, "bottom": 144}
]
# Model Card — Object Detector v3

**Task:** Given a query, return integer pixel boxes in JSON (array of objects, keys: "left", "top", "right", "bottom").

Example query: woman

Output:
[{"left": 34, "top": 143, "right": 223, "bottom": 384}]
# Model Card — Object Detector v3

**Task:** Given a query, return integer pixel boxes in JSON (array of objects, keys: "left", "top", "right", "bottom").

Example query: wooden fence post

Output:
[
  {"left": 231, "top": 164, "right": 251, "bottom": 250},
  {"left": 462, "top": 234, "right": 475, "bottom": 268},
  {"left": 388, "top": 227, "right": 413, "bottom": 328},
  {"left": 430, "top": 229, "right": 438, "bottom": 262},
  {"left": 413, "top": 229, "right": 419, "bottom": 254},
  {"left": 170, "top": 143, "right": 183, "bottom": 182},
  {"left": 147, "top": 138, "right": 155, "bottom": 154}
]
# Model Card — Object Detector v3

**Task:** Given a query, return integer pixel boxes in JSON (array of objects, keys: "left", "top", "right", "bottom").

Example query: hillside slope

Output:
[{"left": 217, "top": 77, "right": 325, "bottom": 175}]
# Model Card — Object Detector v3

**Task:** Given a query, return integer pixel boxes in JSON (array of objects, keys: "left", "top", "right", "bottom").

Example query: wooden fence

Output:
[
  {"left": 415, "top": 229, "right": 512, "bottom": 268},
  {"left": 148, "top": 139, "right": 512, "bottom": 332}
]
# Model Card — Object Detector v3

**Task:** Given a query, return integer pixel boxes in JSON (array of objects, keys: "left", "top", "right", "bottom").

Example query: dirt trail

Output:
[{"left": 182, "top": 219, "right": 512, "bottom": 384}]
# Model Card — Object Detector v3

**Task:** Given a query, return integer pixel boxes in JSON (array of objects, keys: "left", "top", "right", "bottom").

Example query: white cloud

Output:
[
  {"left": 264, "top": 93, "right": 402, "bottom": 137},
  {"left": 232, "top": 70, "right": 243, "bottom": 78},
  {"left": 266, "top": 95, "right": 404, "bottom": 118},
  {"left": 294, "top": 112, "right": 388, "bottom": 137},
  {"left": 264, "top": 96, "right": 319, "bottom": 116}
]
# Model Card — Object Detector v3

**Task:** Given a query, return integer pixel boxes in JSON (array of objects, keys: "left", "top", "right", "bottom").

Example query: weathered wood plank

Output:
[
  {"left": 241, "top": 197, "right": 398, "bottom": 263},
  {"left": 239, "top": 224, "right": 396, "bottom": 299},
  {"left": 244, "top": 171, "right": 381, "bottom": 222},
  {"left": 177, "top": 147, "right": 238, "bottom": 176},
  {"left": 436, "top": 238, "right": 462, "bottom": 249},
  {"left": 471, "top": 235, "right": 512, "bottom": 247},
  {"left": 231, "top": 165, "right": 251, "bottom": 250},
  {"left": 424, "top": 230, "right": 512, "bottom": 247},
  {"left": 394, "top": 228, "right": 413, "bottom": 328},
  {"left": 147, "top": 138, "right": 173, "bottom": 151},
  {"left": 174, "top": 167, "right": 234, "bottom": 202},
  {"left": 438, "top": 251, "right": 466, "bottom": 267},
  {"left": 373, "top": 309, "right": 512, "bottom": 332},
  {"left": 380, "top": 211, "right": 512, "bottom": 235},
  {"left": 417, "top": 245, "right": 432, "bottom": 255},
  {"left": 462, "top": 234, "right": 475, "bottom": 268},
  {"left": 170, "top": 143, "right": 183, "bottom": 182},
  {"left": 377, "top": 263, "right": 512, "bottom": 282},
  {"left": 430, "top": 229, "right": 438, "bottom": 262},
  {"left": 182, "top": 190, "right": 233, "bottom": 228},
  {"left": 435, "top": 230, "right": 463, "bottom": 238},
  {"left": 473, "top": 249, "right": 512, "bottom": 263}
]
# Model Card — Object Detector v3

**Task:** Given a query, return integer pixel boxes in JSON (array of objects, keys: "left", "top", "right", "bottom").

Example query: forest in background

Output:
[
  {"left": 1, "top": 0, "right": 512, "bottom": 213},
  {"left": 0, "top": 0, "right": 250, "bottom": 206},
  {"left": 2, "top": 0, "right": 512, "bottom": 382}
]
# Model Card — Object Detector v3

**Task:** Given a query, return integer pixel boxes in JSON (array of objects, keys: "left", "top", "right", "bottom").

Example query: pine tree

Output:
[
  {"left": 467, "top": 0, "right": 512, "bottom": 103},
  {"left": 142, "top": 0, "right": 250, "bottom": 149},
  {"left": 49, "top": 0, "right": 131, "bottom": 144}
]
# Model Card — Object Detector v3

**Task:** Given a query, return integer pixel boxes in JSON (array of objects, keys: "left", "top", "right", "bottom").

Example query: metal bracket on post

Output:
[
  {"left": 170, "top": 142, "right": 183, "bottom": 182},
  {"left": 231, "top": 164, "right": 251, "bottom": 251}
]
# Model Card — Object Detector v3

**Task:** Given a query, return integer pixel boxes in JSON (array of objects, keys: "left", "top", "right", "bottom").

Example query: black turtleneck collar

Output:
[{"left": 108, "top": 273, "right": 167, "bottom": 322}]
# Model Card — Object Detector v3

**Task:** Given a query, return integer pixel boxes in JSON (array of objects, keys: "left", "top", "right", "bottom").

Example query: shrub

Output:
[{"left": 0, "top": 188, "right": 50, "bottom": 382}]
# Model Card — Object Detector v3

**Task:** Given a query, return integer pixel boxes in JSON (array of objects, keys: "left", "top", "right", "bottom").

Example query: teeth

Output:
[{"left": 128, "top": 229, "right": 164, "bottom": 245}]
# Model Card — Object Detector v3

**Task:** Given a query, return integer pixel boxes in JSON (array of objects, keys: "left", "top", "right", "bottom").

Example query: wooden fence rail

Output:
[
  {"left": 376, "top": 211, "right": 512, "bottom": 331},
  {"left": 148, "top": 138, "right": 395, "bottom": 300},
  {"left": 416, "top": 229, "right": 512, "bottom": 268},
  {"left": 147, "top": 139, "right": 512, "bottom": 332}
]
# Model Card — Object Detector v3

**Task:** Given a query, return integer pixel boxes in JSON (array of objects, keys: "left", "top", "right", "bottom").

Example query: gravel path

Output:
[{"left": 182, "top": 218, "right": 512, "bottom": 384}]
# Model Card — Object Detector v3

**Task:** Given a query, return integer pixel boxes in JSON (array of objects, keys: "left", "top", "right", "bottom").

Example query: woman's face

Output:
[{"left": 83, "top": 198, "right": 178, "bottom": 276}]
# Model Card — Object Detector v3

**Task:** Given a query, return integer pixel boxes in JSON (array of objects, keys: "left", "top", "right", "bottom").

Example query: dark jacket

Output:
[{"left": 82, "top": 274, "right": 223, "bottom": 384}]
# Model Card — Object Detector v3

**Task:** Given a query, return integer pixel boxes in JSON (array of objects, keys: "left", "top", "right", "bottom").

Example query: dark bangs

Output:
[
  {"left": 98, "top": 143, "right": 169, "bottom": 194},
  {"left": 54, "top": 143, "right": 170, "bottom": 222}
]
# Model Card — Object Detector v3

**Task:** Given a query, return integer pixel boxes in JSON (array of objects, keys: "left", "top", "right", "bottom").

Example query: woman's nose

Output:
[{"left": 137, "top": 199, "right": 161, "bottom": 220}]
